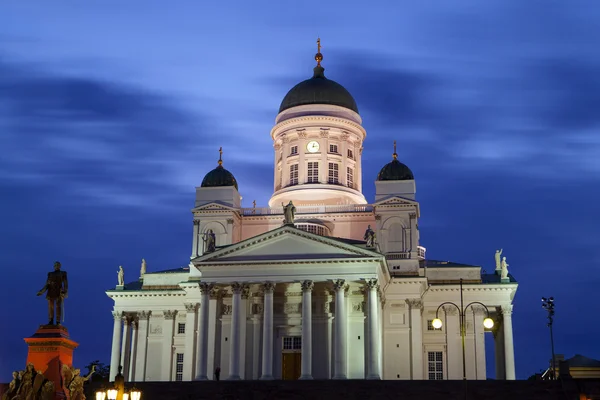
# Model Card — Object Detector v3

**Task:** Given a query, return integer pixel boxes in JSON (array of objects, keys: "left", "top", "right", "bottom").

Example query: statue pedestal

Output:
[
  {"left": 501, "top": 277, "right": 510, "bottom": 284},
  {"left": 24, "top": 325, "right": 79, "bottom": 399}
]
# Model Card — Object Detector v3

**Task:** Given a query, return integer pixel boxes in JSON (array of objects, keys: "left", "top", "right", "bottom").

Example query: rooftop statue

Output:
[
  {"left": 204, "top": 229, "right": 216, "bottom": 253},
  {"left": 364, "top": 225, "right": 376, "bottom": 248},
  {"left": 501, "top": 256, "right": 510, "bottom": 280},
  {"left": 140, "top": 258, "right": 147, "bottom": 278},
  {"left": 494, "top": 249, "right": 503, "bottom": 271},
  {"left": 36, "top": 261, "right": 68, "bottom": 325},
  {"left": 282, "top": 201, "right": 296, "bottom": 225},
  {"left": 117, "top": 266, "right": 124, "bottom": 286}
]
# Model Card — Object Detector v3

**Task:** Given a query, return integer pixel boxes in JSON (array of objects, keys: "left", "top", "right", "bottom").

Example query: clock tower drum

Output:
[{"left": 268, "top": 40, "right": 367, "bottom": 207}]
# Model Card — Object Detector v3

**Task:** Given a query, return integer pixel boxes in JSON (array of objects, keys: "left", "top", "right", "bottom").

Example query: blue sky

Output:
[{"left": 1, "top": 0, "right": 599, "bottom": 380}]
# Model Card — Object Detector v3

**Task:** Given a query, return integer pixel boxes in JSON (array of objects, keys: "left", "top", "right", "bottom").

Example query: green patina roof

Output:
[
  {"left": 279, "top": 66, "right": 359, "bottom": 114},
  {"left": 201, "top": 165, "right": 238, "bottom": 190},
  {"left": 377, "top": 158, "right": 414, "bottom": 181}
]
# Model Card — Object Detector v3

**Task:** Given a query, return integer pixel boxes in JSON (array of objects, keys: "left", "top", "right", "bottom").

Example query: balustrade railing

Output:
[{"left": 241, "top": 204, "right": 373, "bottom": 216}]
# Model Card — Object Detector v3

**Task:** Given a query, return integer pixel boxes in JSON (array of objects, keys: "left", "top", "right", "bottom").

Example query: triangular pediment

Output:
[
  {"left": 373, "top": 195, "right": 419, "bottom": 207},
  {"left": 194, "top": 226, "right": 382, "bottom": 264},
  {"left": 191, "top": 201, "right": 239, "bottom": 213}
]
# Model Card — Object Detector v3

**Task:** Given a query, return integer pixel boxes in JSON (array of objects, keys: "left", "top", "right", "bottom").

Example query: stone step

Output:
[{"left": 85, "top": 379, "right": 600, "bottom": 400}]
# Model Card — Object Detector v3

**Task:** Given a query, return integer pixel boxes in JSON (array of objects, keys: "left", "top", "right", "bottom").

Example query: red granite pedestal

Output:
[{"left": 24, "top": 325, "right": 79, "bottom": 399}]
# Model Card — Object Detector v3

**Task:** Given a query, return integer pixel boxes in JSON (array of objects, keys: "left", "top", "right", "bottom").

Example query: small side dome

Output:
[
  {"left": 377, "top": 141, "right": 414, "bottom": 181},
  {"left": 201, "top": 147, "right": 238, "bottom": 190}
]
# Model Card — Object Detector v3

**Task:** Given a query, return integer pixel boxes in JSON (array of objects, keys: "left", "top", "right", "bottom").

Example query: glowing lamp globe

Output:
[
  {"left": 130, "top": 389, "right": 142, "bottom": 400},
  {"left": 483, "top": 318, "right": 494, "bottom": 329},
  {"left": 95, "top": 391, "right": 106, "bottom": 400},
  {"left": 106, "top": 389, "right": 118, "bottom": 400},
  {"left": 432, "top": 318, "right": 443, "bottom": 329},
  {"left": 123, "top": 394, "right": 129, "bottom": 400}
]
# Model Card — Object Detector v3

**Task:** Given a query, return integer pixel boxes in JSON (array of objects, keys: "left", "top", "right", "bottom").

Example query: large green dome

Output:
[{"left": 279, "top": 66, "right": 359, "bottom": 114}]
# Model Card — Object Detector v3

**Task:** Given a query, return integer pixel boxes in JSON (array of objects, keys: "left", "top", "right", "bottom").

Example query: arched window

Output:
[{"left": 296, "top": 223, "right": 330, "bottom": 237}]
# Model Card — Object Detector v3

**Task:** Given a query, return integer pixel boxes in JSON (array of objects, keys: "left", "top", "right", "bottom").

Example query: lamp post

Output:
[
  {"left": 431, "top": 278, "right": 495, "bottom": 381},
  {"left": 541, "top": 296, "right": 556, "bottom": 380}
]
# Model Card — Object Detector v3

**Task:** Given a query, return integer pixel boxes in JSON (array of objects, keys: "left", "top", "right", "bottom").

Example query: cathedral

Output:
[{"left": 106, "top": 42, "right": 518, "bottom": 383}]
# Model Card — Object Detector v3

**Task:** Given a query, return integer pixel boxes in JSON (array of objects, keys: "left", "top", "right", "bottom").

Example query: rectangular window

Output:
[
  {"left": 290, "top": 145, "right": 298, "bottom": 155},
  {"left": 176, "top": 353, "right": 184, "bottom": 381},
  {"left": 282, "top": 336, "right": 302, "bottom": 350},
  {"left": 307, "top": 162, "right": 319, "bottom": 183},
  {"left": 289, "top": 164, "right": 299, "bottom": 185},
  {"left": 328, "top": 163, "right": 339, "bottom": 184},
  {"left": 346, "top": 167, "right": 354, "bottom": 188},
  {"left": 347, "top": 149, "right": 354, "bottom": 159},
  {"left": 427, "top": 351, "right": 444, "bottom": 380},
  {"left": 177, "top": 323, "right": 185, "bottom": 334},
  {"left": 427, "top": 320, "right": 442, "bottom": 331},
  {"left": 329, "top": 144, "right": 338, "bottom": 154}
]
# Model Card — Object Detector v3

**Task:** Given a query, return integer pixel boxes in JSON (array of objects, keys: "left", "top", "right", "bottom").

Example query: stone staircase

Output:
[{"left": 85, "top": 379, "right": 600, "bottom": 400}]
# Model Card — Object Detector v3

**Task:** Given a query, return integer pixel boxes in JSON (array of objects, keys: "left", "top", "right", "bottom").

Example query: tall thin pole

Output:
[
  {"left": 460, "top": 278, "right": 466, "bottom": 380},
  {"left": 549, "top": 322, "right": 556, "bottom": 380}
]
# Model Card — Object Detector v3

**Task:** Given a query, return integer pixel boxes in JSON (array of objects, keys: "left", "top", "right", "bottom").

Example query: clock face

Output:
[{"left": 306, "top": 141, "right": 320, "bottom": 153}]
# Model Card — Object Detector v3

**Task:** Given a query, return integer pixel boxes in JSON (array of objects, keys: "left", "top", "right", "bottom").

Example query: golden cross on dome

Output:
[
  {"left": 393, "top": 140, "right": 398, "bottom": 160},
  {"left": 315, "top": 37, "right": 323, "bottom": 66},
  {"left": 253, "top": 200, "right": 256, "bottom": 208},
  {"left": 218, "top": 147, "right": 223, "bottom": 166}
]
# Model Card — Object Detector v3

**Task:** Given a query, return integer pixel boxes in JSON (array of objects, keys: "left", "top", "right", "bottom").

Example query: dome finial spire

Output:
[
  {"left": 393, "top": 140, "right": 398, "bottom": 160},
  {"left": 218, "top": 146, "right": 223, "bottom": 166},
  {"left": 315, "top": 37, "right": 323, "bottom": 67}
]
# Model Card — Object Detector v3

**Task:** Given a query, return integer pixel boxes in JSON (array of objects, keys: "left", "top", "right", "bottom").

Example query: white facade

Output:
[{"left": 106, "top": 54, "right": 518, "bottom": 382}]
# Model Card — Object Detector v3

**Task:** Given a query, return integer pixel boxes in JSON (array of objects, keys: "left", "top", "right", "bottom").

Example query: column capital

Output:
[
  {"left": 199, "top": 282, "right": 214, "bottom": 293},
  {"left": 131, "top": 319, "right": 139, "bottom": 329},
  {"left": 406, "top": 298, "right": 423, "bottom": 310},
  {"left": 301, "top": 280, "right": 314, "bottom": 292},
  {"left": 443, "top": 306, "right": 459, "bottom": 316},
  {"left": 138, "top": 310, "right": 151, "bottom": 319},
  {"left": 274, "top": 143, "right": 282, "bottom": 151},
  {"left": 209, "top": 287, "right": 222, "bottom": 300},
  {"left": 112, "top": 311, "right": 122, "bottom": 320},
  {"left": 364, "top": 278, "right": 378, "bottom": 290},
  {"left": 333, "top": 279, "right": 346, "bottom": 291},
  {"left": 501, "top": 304, "right": 514, "bottom": 316},
  {"left": 122, "top": 314, "right": 132, "bottom": 324},
  {"left": 231, "top": 282, "right": 244, "bottom": 294},
  {"left": 163, "top": 310, "right": 177, "bottom": 320},
  {"left": 241, "top": 285, "right": 251, "bottom": 299},
  {"left": 261, "top": 282, "right": 276, "bottom": 293},
  {"left": 297, "top": 130, "right": 308, "bottom": 139},
  {"left": 193, "top": 220, "right": 200, "bottom": 226},
  {"left": 184, "top": 302, "right": 199, "bottom": 312}
]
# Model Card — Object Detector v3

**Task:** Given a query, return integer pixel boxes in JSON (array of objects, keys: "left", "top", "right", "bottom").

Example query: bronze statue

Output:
[
  {"left": 37, "top": 261, "right": 68, "bottom": 325},
  {"left": 203, "top": 230, "right": 216, "bottom": 253},
  {"left": 62, "top": 364, "right": 95, "bottom": 400},
  {"left": 5, "top": 364, "right": 55, "bottom": 400},
  {"left": 364, "top": 225, "right": 376, "bottom": 247}
]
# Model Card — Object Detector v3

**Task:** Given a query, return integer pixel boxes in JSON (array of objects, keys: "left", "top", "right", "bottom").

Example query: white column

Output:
[
  {"left": 109, "top": 311, "right": 122, "bottom": 381},
  {"left": 502, "top": 305, "right": 516, "bottom": 380},
  {"left": 183, "top": 303, "right": 198, "bottom": 380},
  {"left": 366, "top": 279, "right": 381, "bottom": 379},
  {"left": 494, "top": 320, "right": 506, "bottom": 380},
  {"left": 120, "top": 315, "right": 132, "bottom": 381},
  {"left": 128, "top": 318, "right": 139, "bottom": 381},
  {"left": 228, "top": 283, "right": 243, "bottom": 380},
  {"left": 444, "top": 307, "right": 461, "bottom": 380},
  {"left": 407, "top": 299, "right": 423, "bottom": 379},
  {"left": 319, "top": 130, "right": 329, "bottom": 183},
  {"left": 260, "top": 282, "right": 275, "bottom": 380},
  {"left": 134, "top": 311, "right": 150, "bottom": 381},
  {"left": 191, "top": 220, "right": 200, "bottom": 258},
  {"left": 161, "top": 310, "right": 177, "bottom": 381},
  {"left": 300, "top": 280, "right": 314, "bottom": 380},
  {"left": 409, "top": 213, "right": 418, "bottom": 254},
  {"left": 195, "top": 284, "right": 211, "bottom": 380},
  {"left": 473, "top": 308, "right": 487, "bottom": 380},
  {"left": 332, "top": 279, "right": 347, "bottom": 379}
]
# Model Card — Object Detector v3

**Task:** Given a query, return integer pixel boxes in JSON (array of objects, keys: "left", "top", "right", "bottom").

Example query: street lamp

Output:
[
  {"left": 431, "top": 278, "right": 495, "bottom": 381},
  {"left": 98, "top": 386, "right": 141, "bottom": 400},
  {"left": 542, "top": 296, "right": 556, "bottom": 380}
]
